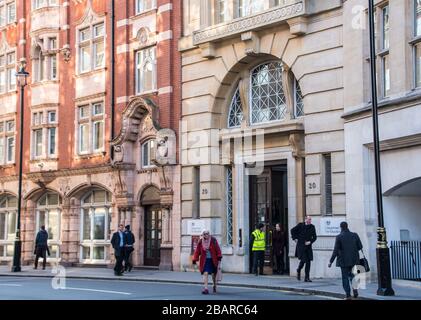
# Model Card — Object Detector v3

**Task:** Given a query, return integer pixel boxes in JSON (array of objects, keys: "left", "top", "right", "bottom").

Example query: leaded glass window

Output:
[
  {"left": 294, "top": 80, "right": 304, "bottom": 118},
  {"left": 250, "top": 62, "right": 287, "bottom": 124},
  {"left": 227, "top": 88, "right": 244, "bottom": 128}
]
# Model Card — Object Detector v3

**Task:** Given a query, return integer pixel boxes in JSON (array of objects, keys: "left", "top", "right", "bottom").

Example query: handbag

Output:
[
  {"left": 216, "top": 261, "right": 223, "bottom": 282},
  {"left": 358, "top": 249, "right": 370, "bottom": 272}
]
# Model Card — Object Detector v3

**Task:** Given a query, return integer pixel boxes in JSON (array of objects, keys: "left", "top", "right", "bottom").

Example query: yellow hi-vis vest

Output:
[{"left": 252, "top": 229, "right": 265, "bottom": 251}]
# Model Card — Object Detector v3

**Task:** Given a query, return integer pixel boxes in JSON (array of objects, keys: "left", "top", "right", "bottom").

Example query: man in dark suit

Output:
[
  {"left": 34, "top": 225, "right": 49, "bottom": 270},
  {"left": 291, "top": 216, "right": 317, "bottom": 282},
  {"left": 111, "top": 224, "right": 126, "bottom": 276},
  {"left": 328, "top": 221, "right": 363, "bottom": 300},
  {"left": 123, "top": 225, "right": 135, "bottom": 272}
]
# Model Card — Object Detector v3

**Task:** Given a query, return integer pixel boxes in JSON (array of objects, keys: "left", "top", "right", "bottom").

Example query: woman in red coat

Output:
[{"left": 192, "top": 229, "right": 222, "bottom": 294}]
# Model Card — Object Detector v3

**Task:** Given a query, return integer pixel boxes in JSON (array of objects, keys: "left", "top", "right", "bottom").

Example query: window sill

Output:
[
  {"left": 135, "top": 90, "right": 158, "bottom": 97},
  {"left": 31, "top": 6, "right": 60, "bottom": 14},
  {"left": 29, "top": 158, "right": 58, "bottom": 163},
  {"left": 76, "top": 68, "right": 107, "bottom": 78},
  {"left": 75, "top": 152, "right": 107, "bottom": 160},
  {"left": 31, "top": 80, "right": 59, "bottom": 87},
  {"left": 0, "top": 22, "right": 17, "bottom": 31},
  {"left": 132, "top": 7, "right": 158, "bottom": 20},
  {"left": 137, "top": 167, "right": 158, "bottom": 174},
  {"left": 0, "top": 163, "right": 15, "bottom": 169},
  {"left": 0, "top": 91, "right": 18, "bottom": 97}
]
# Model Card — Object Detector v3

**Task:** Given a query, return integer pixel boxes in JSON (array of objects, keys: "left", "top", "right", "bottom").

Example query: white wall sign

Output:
[
  {"left": 186, "top": 219, "right": 207, "bottom": 235},
  {"left": 320, "top": 217, "right": 343, "bottom": 236}
]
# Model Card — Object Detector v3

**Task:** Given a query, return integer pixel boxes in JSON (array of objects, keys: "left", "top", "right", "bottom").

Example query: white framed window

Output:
[
  {"left": 36, "top": 193, "right": 62, "bottom": 260},
  {"left": 50, "top": 55, "right": 57, "bottom": 80},
  {"left": 225, "top": 166, "right": 233, "bottom": 245},
  {"left": 0, "top": 50, "right": 16, "bottom": 93},
  {"left": 0, "top": 119, "right": 15, "bottom": 165},
  {"left": 136, "top": 0, "right": 156, "bottom": 14},
  {"left": 33, "top": 37, "right": 58, "bottom": 82},
  {"left": 135, "top": 47, "right": 157, "bottom": 94},
  {"left": 379, "top": 4, "right": 390, "bottom": 97},
  {"left": 294, "top": 79, "right": 304, "bottom": 118},
  {"left": 0, "top": 1, "right": 15, "bottom": 27},
  {"left": 31, "top": 110, "right": 58, "bottom": 159},
  {"left": 250, "top": 61, "right": 287, "bottom": 124},
  {"left": 77, "top": 102, "right": 105, "bottom": 155},
  {"left": 322, "top": 154, "right": 333, "bottom": 216},
  {"left": 78, "top": 22, "right": 105, "bottom": 74},
  {"left": 33, "top": 0, "right": 58, "bottom": 10},
  {"left": 141, "top": 139, "right": 156, "bottom": 169},
  {"left": 413, "top": 0, "right": 421, "bottom": 88},
  {"left": 80, "top": 189, "right": 111, "bottom": 263},
  {"left": 237, "top": 0, "right": 265, "bottom": 18},
  {"left": 227, "top": 87, "right": 244, "bottom": 128},
  {"left": 216, "top": 0, "right": 227, "bottom": 24},
  {"left": 0, "top": 194, "right": 17, "bottom": 259}
]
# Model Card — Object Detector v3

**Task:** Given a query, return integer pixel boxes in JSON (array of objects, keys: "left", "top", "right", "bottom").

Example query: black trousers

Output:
[
  {"left": 114, "top": 254, "right": 124, "bottom": 274},
  {"left": 34, "top": 250, "right": 46, "bottom": 269},
  {"left": 124, "top": 247, "right": 134, "bottom": 270},
  {"left": 253, "top": 251, "right": 265, "bottom": 275},
  {"left": 274, "top": 252, "right": 285, "bottom": 274},
  {"left": 297, "top": 260, "right": 311, "bottom": 279},
  {"left": 341, "top": 266, "right": 356, "bottom": 296}
]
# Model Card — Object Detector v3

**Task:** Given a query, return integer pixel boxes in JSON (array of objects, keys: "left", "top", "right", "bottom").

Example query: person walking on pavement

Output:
[
  {"left": 251, "top": 223, "right": 266, "bottom": 276},
  {"left": 272, "top": 223, "right": 286, "bottom": 275},
  {"left": 34, "top": 225, "right": 50, "bottom": 270},
  {"left": 192, "top": 229, "right": 222, "bottom": 294},
  {"left": 291, "top": 216, "right": 317, "bottom": 282},
  {"left": 124, "top": 225, "right": 135, "bottom": 272},
  {"left": 111, "top": 224, "right": 127, "bottom": 276},
  {"left": 328, "top": 221, "right": 363, "bottom": 300}
]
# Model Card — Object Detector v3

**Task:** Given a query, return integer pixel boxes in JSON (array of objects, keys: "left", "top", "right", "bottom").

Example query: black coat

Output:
[
  {"left": 272, "top": 230, "right": 286, "bottom": 256},
  {"left": 291, "top": 223, "right": 317, "bottom": 261},
  {"left": 34, "top": 230, "right": 50, "bottom": 256},
  {"left": 330, "top": 229, "right": 363, "bottom": 268},
  {"left": 111, "top": 231, "right": 127, "bottom": 257},
  {"left": 125, "top": 231, "right": 135, "bottom": 246}
]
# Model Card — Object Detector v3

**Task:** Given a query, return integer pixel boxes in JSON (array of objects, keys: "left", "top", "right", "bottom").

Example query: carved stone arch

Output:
[
  {"left": 136, "top": 183, "right": 161, "bottom": 205},
  {"left": 66, "top": 182, "right": 112, "bottom": 200},
  {"left": 0, "top": 190, "right": 18, "bottom": 198},
  {"left": 23, "top": 187, "right": 63, "bottom": 202},
  {"left": 139, "top": 184, "right": 161, "bottom": 206},
  {"left": 136, "top": 27, "right": 155, "bottom": 48}
]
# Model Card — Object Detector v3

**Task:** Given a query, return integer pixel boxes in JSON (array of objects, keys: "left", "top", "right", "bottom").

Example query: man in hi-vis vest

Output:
[{"left": 251, "top": 223, "right": 266, "bottom": 276}]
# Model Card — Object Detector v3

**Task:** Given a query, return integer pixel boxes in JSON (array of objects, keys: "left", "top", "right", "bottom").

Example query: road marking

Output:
[{"left": 64, "top": 287, "right": 131, "bottom": 295}]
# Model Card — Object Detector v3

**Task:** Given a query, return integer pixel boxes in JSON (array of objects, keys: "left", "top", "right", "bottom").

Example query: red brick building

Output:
[{"left": 0, "top": 0, "right": 181, "bottom": 270}]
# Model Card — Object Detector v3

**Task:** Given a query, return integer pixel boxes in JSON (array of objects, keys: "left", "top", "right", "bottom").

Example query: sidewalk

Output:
[{"left": 0, "top": 265, "right": 420, "bottom": 300}]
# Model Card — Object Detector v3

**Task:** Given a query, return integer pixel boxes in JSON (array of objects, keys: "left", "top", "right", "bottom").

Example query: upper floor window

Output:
[
  {"left": 0, "top": 51, "right": 16, "bottom": 93},
  {"left": 77, "top": 102, "right": 104, "bottom": 155},
  {"left": 382, "top": 5, "right": 390, "bottom": 50},
  {"left": 0, "top": 1, "right": 16, "bottom": 27},
  {"left": 0, "top": 194, "right": 17, "bottom": 258},
  {"left": 237, "top": 0, "right": 265, "bottom": 18},
  {"left": 227, "top": 88, "right": 244, "bottom": 128},
  {"left": 379, "top": 4, "right": 390, "bottom": 97},
  {"left": 33, "top": 0, "right": 58, "bottom": 10},
  {"left": 0, "top": 119, "right": 15, "bottom": 165},
  {"left": 78, "top": 22, "right": 105, "bottom": 74},
  {"left": 215, "top": 0, "right": 227, "bottom": 24},
  {"left": 136, "top": 0, "right": 156, "bottom": 14},
  {"left": 413, "top": 1, "right": 421, "bottom": 88},
  {"left": 135, "top": 46, "right": 157, "bottom": 94},
  {"left": 31, "top": 110, "right": 58, "bottom": 159},
  {"left": 141, "top": 139, "right": 156, "bottom": 169},
  {"left": 227, "top": 61, "right": 302, "bottom": 127},
  {"left": 250, "top": 61, "right": 286, "bottom": 124},
  {"left": 33, "top": 37, "right": 58, "bottom": 83}
]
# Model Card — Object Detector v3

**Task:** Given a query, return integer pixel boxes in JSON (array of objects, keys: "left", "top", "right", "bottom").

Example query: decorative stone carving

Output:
[
  {"left": 58, "top": 178, "right": 71, "bottom": 196},
  {"left": 61, "top": 45, "right": 71, "bottom": 62},
  {"left": 153, "top": 129, "right": 177, "bottom": 166}
]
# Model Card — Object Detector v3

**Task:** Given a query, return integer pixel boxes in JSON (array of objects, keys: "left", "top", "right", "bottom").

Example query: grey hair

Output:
[{"left": 201, "top": 229, "right": 210, "bottom": 235}]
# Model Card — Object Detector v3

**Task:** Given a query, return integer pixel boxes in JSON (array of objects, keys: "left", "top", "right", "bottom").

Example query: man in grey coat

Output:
[{"left": 328, "top": 221, "right": 363, "bottom": 299}]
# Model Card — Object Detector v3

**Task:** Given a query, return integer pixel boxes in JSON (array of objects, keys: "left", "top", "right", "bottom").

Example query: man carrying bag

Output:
[{"left": 328, "top": 221, "right": 364, "bottom": 300}]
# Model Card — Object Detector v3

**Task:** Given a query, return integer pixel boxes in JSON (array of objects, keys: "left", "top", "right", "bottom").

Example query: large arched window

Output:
[
  {"left": 250, "top": 61, "right": 286, "bottom": 124},
  {"left": 80, "top": 188, "right": 111, "bottom": 263},
  {"left": 294, "top": 79, "right": 304, "bottom": 118},
  {"left": 0, "top": 194, "right": 16, "bottom": 259},
  {"left": 36, "top": 192, "right": 61, "bottom": 259},
  {"left": 227, "top": 88, "right": 244, "bottom": 128}
]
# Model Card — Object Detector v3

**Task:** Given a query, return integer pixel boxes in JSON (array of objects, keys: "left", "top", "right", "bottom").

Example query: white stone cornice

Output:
[
  {"left": 158, "top": 86, "right": 173, "bottom": 95},
  {"left": 158, "top": 3, "right": 173, "bottom": 15},
  {"left": 158, "top": 30, "right": 173, "bottom": 42}
]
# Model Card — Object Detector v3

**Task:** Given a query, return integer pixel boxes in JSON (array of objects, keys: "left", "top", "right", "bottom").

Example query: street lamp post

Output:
[
  {"left": 367, "top": 0, "right": 394, "bottom": 296},
  {"left": 11, "top": 62, "right": 29, "bottom": 273}
]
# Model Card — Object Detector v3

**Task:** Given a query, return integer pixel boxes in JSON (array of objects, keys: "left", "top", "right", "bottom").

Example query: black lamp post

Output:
[
  {"left": 11, "top": 61, "right": 29, "bottom": 273},
  {"left": 367, "top": 0, "right": 394, "bottom": 296}
]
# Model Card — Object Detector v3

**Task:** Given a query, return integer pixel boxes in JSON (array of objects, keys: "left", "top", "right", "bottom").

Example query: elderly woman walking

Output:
[{"left": 192, "top": 229, "right": 222, "bottom": 294}]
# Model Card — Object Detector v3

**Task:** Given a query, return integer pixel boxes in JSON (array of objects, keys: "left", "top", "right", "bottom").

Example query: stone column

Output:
[
  {"left": 62, "top": 198, "right": 80, "bottom": 266},
  {"left": 60, "top": 198, "right": 71, "bottom": 265},
  {"left": 22, "top": 199, "right": 36, "bottom": 265},
  {"left": 159, "top": 190, "right": 174, "bottom": 271}
]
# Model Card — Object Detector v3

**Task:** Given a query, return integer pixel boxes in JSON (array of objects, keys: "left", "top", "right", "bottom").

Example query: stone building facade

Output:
[
  {"left": 179, "top": 0, "right": 348, "bottom": 278},
  {"left": 0, "top": 0, "right": 182, "bottom": 270}
]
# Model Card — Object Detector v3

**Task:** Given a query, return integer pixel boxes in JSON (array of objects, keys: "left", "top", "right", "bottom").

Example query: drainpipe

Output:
[{"left": 110, "top": 0, "right": 115, "bottom": 160}]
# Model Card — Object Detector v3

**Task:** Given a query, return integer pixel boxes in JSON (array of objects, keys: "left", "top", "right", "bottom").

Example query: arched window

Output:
[
  {"left": 36, "top": 192, "right": 61, "bottom": 259},
  {"left": 250, "top": 61, "right": 286, "bottom": 124},
  {"left": 80, "top": 189, "right": 111, "bottom": 263},
  {"left": 227, "top": 88, "right": 244, "bottom": 128},
  {"left": 294, "top": 79, "right": 304, "bottom": 118},
  {"left": 0, "top": 194, "right": 17, "bottom": 259}
]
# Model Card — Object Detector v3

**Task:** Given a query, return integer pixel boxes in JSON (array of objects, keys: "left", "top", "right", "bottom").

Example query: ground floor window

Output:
[
  {"left": 0, "top": 194, "right": 16, "bottom": 259},
  {"left": 80, "top": 189, "right": 111, "bottom": 263}
]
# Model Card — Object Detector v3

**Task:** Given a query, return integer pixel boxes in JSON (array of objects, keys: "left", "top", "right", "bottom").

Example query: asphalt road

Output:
[{"left": 0, "top": 277, "right": 337, "bottom": 300}]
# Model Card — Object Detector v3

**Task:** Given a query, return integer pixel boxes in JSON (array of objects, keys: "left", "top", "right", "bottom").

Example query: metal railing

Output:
[{"left": 390, "top": 241, "right": 421, "bottom": 281}]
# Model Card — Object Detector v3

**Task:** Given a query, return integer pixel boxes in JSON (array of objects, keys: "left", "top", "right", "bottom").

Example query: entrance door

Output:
[
  {"left": 249, "top": 165, "right": 288, "bottom": 274},
  {"left": 144, "top": 206, "right": 162, "bottom": 266}
]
